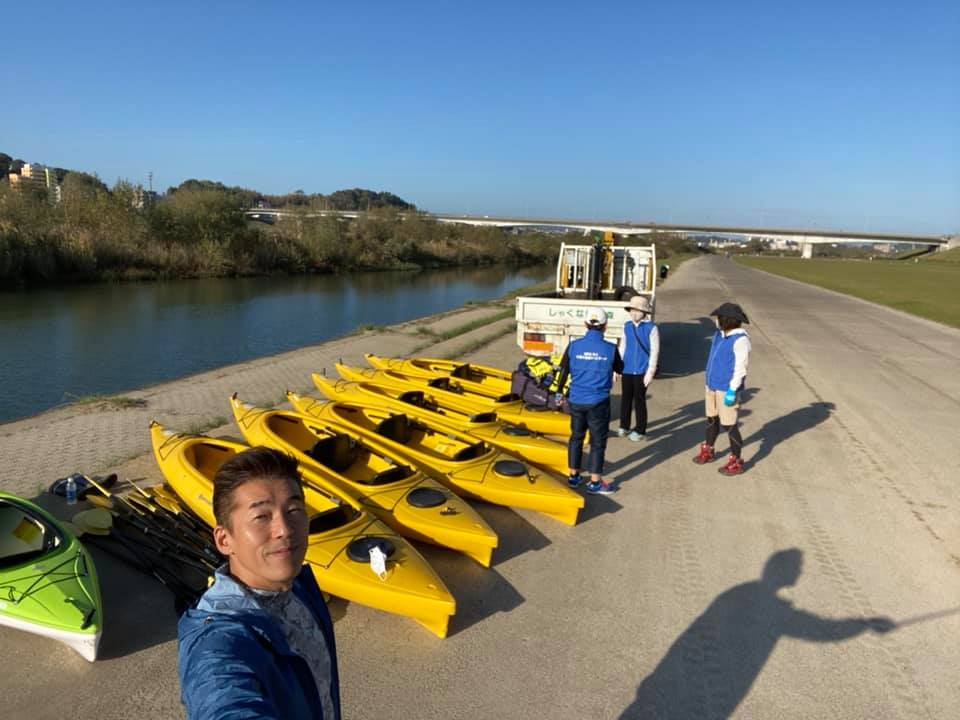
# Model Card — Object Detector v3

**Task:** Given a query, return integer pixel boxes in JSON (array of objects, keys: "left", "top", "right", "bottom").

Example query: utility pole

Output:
[{"left": 148, "top": 171, "right": 153, "bottom": 192}]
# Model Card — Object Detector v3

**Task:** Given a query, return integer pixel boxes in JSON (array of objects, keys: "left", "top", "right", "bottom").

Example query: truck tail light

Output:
[{"left": 524, "top": 332, "right": 546, "bottom": 342}]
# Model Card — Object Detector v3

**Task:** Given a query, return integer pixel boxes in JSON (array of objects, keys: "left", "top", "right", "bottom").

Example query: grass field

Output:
[{"left": 737, "top": 253, "right": 960, "bottom": 328}]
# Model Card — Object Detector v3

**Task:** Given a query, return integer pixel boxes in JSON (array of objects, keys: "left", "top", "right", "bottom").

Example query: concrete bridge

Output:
[{"left": 244, "top": 209, "right": 952, "bottom": 258}]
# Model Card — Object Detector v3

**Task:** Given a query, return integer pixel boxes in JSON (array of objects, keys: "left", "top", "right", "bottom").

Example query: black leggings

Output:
[
  {"left": 620, "top": 374, "right": 648, "bottom": 433},
  {"left": 706, "top": 416, "right": 743, "bottom": 459}
]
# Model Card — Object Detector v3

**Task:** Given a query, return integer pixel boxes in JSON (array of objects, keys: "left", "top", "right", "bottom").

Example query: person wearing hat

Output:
[
  {"left": 616, "top": 295, "right": 659, "bottom": 441},
  {"left": 555, "top": 307, "right": 624, "bottom": 494},
  {"left": 693, "top": 302, "right": 751, "bottom": 475}
]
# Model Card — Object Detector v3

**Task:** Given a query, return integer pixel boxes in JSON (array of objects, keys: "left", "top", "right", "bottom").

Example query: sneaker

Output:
[
  {"left": 616, "top": 428, "right": 629, "bottom": 438},
  {"left": 692, "top": 442, "right": 715, "bottom": 465},
  {"left": 568, "top": 474, "right": 583, "bottom": 488},
  {"left": 586, "top": 480, "right": 615, "bottom": 495},
  {"left": 628, "top": 431, "right": 644, "bottom": 442},
  {"left": 718, "top": 454, "right": 744, "bottom": 476}
]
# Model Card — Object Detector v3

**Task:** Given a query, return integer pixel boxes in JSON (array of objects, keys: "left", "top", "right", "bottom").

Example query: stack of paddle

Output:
[{"left": 61, "top": 474, "right": 222, "bottom": 613}]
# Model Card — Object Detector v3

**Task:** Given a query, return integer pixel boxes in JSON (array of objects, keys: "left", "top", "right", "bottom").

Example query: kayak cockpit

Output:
[{"left": 0, "top": 499, "right": 62, "bottom": 570}]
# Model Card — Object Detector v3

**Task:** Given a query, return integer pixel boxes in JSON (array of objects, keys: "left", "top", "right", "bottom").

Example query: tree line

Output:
[{"left": 0, "top": 168, "right": 569, "bottom": 286}]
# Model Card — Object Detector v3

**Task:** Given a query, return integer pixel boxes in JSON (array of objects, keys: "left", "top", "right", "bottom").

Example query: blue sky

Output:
[{"left": 3, "top": 1, "right": 957, "bottom": 233}]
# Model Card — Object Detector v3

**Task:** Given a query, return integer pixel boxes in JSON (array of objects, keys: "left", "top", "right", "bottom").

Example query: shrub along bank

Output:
[{"left": 0, "top": 177, "right": 567, "bottom": 286}]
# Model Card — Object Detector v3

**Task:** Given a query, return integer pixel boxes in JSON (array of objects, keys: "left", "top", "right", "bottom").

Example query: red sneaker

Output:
[
  {"left": 718, "top": 454, "right": 744, "bottom": 476},
  {"left": 692, "top": 442, "right": 715, "bottom": 465}
]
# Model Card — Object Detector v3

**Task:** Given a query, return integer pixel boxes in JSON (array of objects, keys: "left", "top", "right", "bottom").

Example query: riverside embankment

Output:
[{"left": 0, "top": 299, "right": 521, "bottom": 497}]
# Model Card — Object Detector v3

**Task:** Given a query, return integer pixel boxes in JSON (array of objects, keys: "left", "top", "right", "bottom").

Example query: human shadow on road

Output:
[
  {"left": 606, "top": 387, "right": 765, "bottom": 483},
  {"left": 604, "top": 401, "right": 703, "bottom": 483},
  {"left": 655, "top": 318, "right": 718, "bottom": 379},
  {"left": 743, "top": 401, "right": 835, "bottom": 469},
  {"left": 618, "top": 548, "right": 893, "bottom": 719}
]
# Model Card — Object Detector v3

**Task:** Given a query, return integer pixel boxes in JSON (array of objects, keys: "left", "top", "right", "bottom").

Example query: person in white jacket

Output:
[
  {"left": 616, "top": 295, "right": 660, "bottom": 441},
  {"left": 693, "top": 302, "right": 752, "bottom": 475}
]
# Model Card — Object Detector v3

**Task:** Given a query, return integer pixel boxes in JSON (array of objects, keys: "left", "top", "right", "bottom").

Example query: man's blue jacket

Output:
[
  {"left": 178, "top": 565, "right": 341, "bottom": 720},
  {"left": 559, "top": 327, "right": 624, "bottom": 405}
]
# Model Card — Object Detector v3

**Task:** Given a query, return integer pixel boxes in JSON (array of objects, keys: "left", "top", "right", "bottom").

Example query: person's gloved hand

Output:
[
  {"left": 723, "top": 389, "right": 737, "bottom": 407},
  {"left": 554, "top": 393, "right": 565, "bottom": 406}
]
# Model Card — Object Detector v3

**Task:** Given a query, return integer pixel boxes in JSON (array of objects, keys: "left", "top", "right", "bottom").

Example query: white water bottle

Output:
[{"left": 65, "top": 475, "right": 78, "bottom": 505}]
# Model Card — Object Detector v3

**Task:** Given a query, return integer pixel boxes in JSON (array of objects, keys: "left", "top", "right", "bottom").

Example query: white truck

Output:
[{"left": 515, "top": 235, "right": 657, "bottom": 357}]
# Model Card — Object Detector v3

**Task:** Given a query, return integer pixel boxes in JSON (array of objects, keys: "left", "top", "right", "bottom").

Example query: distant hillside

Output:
[
  {"left": 1, "top": 151, "right": 417, "bottom": 212},
  {"left": 168, "top": 179, "right": 417, "bottom": 212}
]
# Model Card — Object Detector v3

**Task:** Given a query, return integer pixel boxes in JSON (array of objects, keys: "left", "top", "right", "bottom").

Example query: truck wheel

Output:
[{"left": 614, "top": 286, "right": 637, "bottom": 302}]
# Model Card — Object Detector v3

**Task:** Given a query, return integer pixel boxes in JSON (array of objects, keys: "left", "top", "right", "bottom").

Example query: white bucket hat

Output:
[{"left": 624, "top": 295, "right": 652, "bottom": 314}]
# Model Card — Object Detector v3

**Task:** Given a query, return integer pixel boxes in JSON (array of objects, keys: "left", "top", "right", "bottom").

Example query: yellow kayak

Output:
[
  {"left": 336, "top": 363, "right": 574, "bottom": 437},
  {"left": 365, "top": 354, "right": 513, "bottom": 398},
  {"left": 313, "top": 374, "right": 568, "bottom": 476},
  {"left": 149, "top": 422, "right": 456, "bottom": 637},
  {"left": 229, "top": 395, "right": 498, "bottom": 567},
  {"left": 287, "top": 392, "right": 584, "bottom": 526}
]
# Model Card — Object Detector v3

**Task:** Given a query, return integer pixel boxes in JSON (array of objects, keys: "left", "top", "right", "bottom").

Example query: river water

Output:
[{"left": 0, "top": 265, "right": 549, "bottom": 423}]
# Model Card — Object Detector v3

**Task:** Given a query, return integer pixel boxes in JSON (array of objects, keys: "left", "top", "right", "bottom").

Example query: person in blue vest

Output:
[
  {"left": 693, "top": 302, "right": 752, "bottom": 475},
  {"left": 555, "top": 307, "right": 624, "bottom": 494},
  {"left": 616, "top": 294, "right": 660, "bottom": 441},
  {"left": 178, "top": 446, "right": 341, "bottom": 720}
]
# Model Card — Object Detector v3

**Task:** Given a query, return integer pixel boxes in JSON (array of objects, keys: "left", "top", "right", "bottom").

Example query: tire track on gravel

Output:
[
  {"left": 659, "top": 477, "right": 731, "bottom": 719},
  {"left": 779, "top": 472, "right": 934, "bottom": 719}
]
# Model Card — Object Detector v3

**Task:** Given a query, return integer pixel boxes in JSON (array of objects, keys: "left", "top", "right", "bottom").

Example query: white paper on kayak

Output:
[{"left": 369, "top": 546, "right": 388, "bottom": 580}]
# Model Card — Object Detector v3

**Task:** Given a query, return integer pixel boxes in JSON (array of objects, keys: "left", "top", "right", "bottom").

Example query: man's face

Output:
[{"left": 213, "top": 477, "right": 309, "bottom": 591}]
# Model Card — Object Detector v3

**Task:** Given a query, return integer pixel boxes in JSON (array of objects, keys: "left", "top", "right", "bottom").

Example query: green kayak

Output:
[{"left": 0, "top": 491, "right": 102, "bottom": 661}]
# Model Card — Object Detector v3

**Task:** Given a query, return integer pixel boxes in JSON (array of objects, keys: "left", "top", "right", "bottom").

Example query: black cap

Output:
[{"left": 710, "top": 302, "right": 749, "bottom": 323}]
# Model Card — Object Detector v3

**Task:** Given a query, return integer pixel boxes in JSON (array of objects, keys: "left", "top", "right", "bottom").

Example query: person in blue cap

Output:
[
  {"left": 693, "top": 302, "right": 751, "bottom": 475},
  {"left": 555, "top": 307, "right": 624, "bottom": 494}
]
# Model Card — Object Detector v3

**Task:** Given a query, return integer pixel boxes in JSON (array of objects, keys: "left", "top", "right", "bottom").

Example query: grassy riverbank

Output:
[{"left": 737, "top": 254, "right": 960, "bottom": 328}]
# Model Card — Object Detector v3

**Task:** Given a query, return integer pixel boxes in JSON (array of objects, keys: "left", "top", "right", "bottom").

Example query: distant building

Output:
[
  {"left": 8, "top": 163, "right": 62, "bottom": 204},
  {"left": 132, "top": 185, "right": 158, "bottom": 210}
]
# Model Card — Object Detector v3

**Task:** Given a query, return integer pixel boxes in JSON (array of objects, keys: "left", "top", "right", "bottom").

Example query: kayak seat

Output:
[
  {"left": 308, "top": 505, "right": 358, "bottom": 534},
  {"left": 468, "top": 411, "right": 498, "bottom": 423},
  {"left": 376, "top": 414, "right": 413, "bottom": 444},
  {"left": 428, "top": 377, "right": 451, "bottom": 390},
  {"left": 452, "top": 441, "right": 486, "bottom": 462},
  {"left": 307, "top": 435, "right": 360, "bottom": 472},
  {"left": 398, "top": 390, "right": 427, "bottom": 408},
  {"left": 449, "top": 363, "right": 472, "bottom": 379},
  {"left": 364, "top": 465, "right": 413, "bottom": 486}
]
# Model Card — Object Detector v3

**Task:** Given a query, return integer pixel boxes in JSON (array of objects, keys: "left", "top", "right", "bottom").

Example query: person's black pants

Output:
[
  {"left": 619, "top": 373, "right": 648, "bottom": 434},
  {"left": 568, "top": 398, "right": 611, "bottom": 474}
]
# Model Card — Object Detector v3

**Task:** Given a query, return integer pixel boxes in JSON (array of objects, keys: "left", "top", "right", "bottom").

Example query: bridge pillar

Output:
[{"left": 801, "top": 242, "right": 814, "bottom": 259}]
